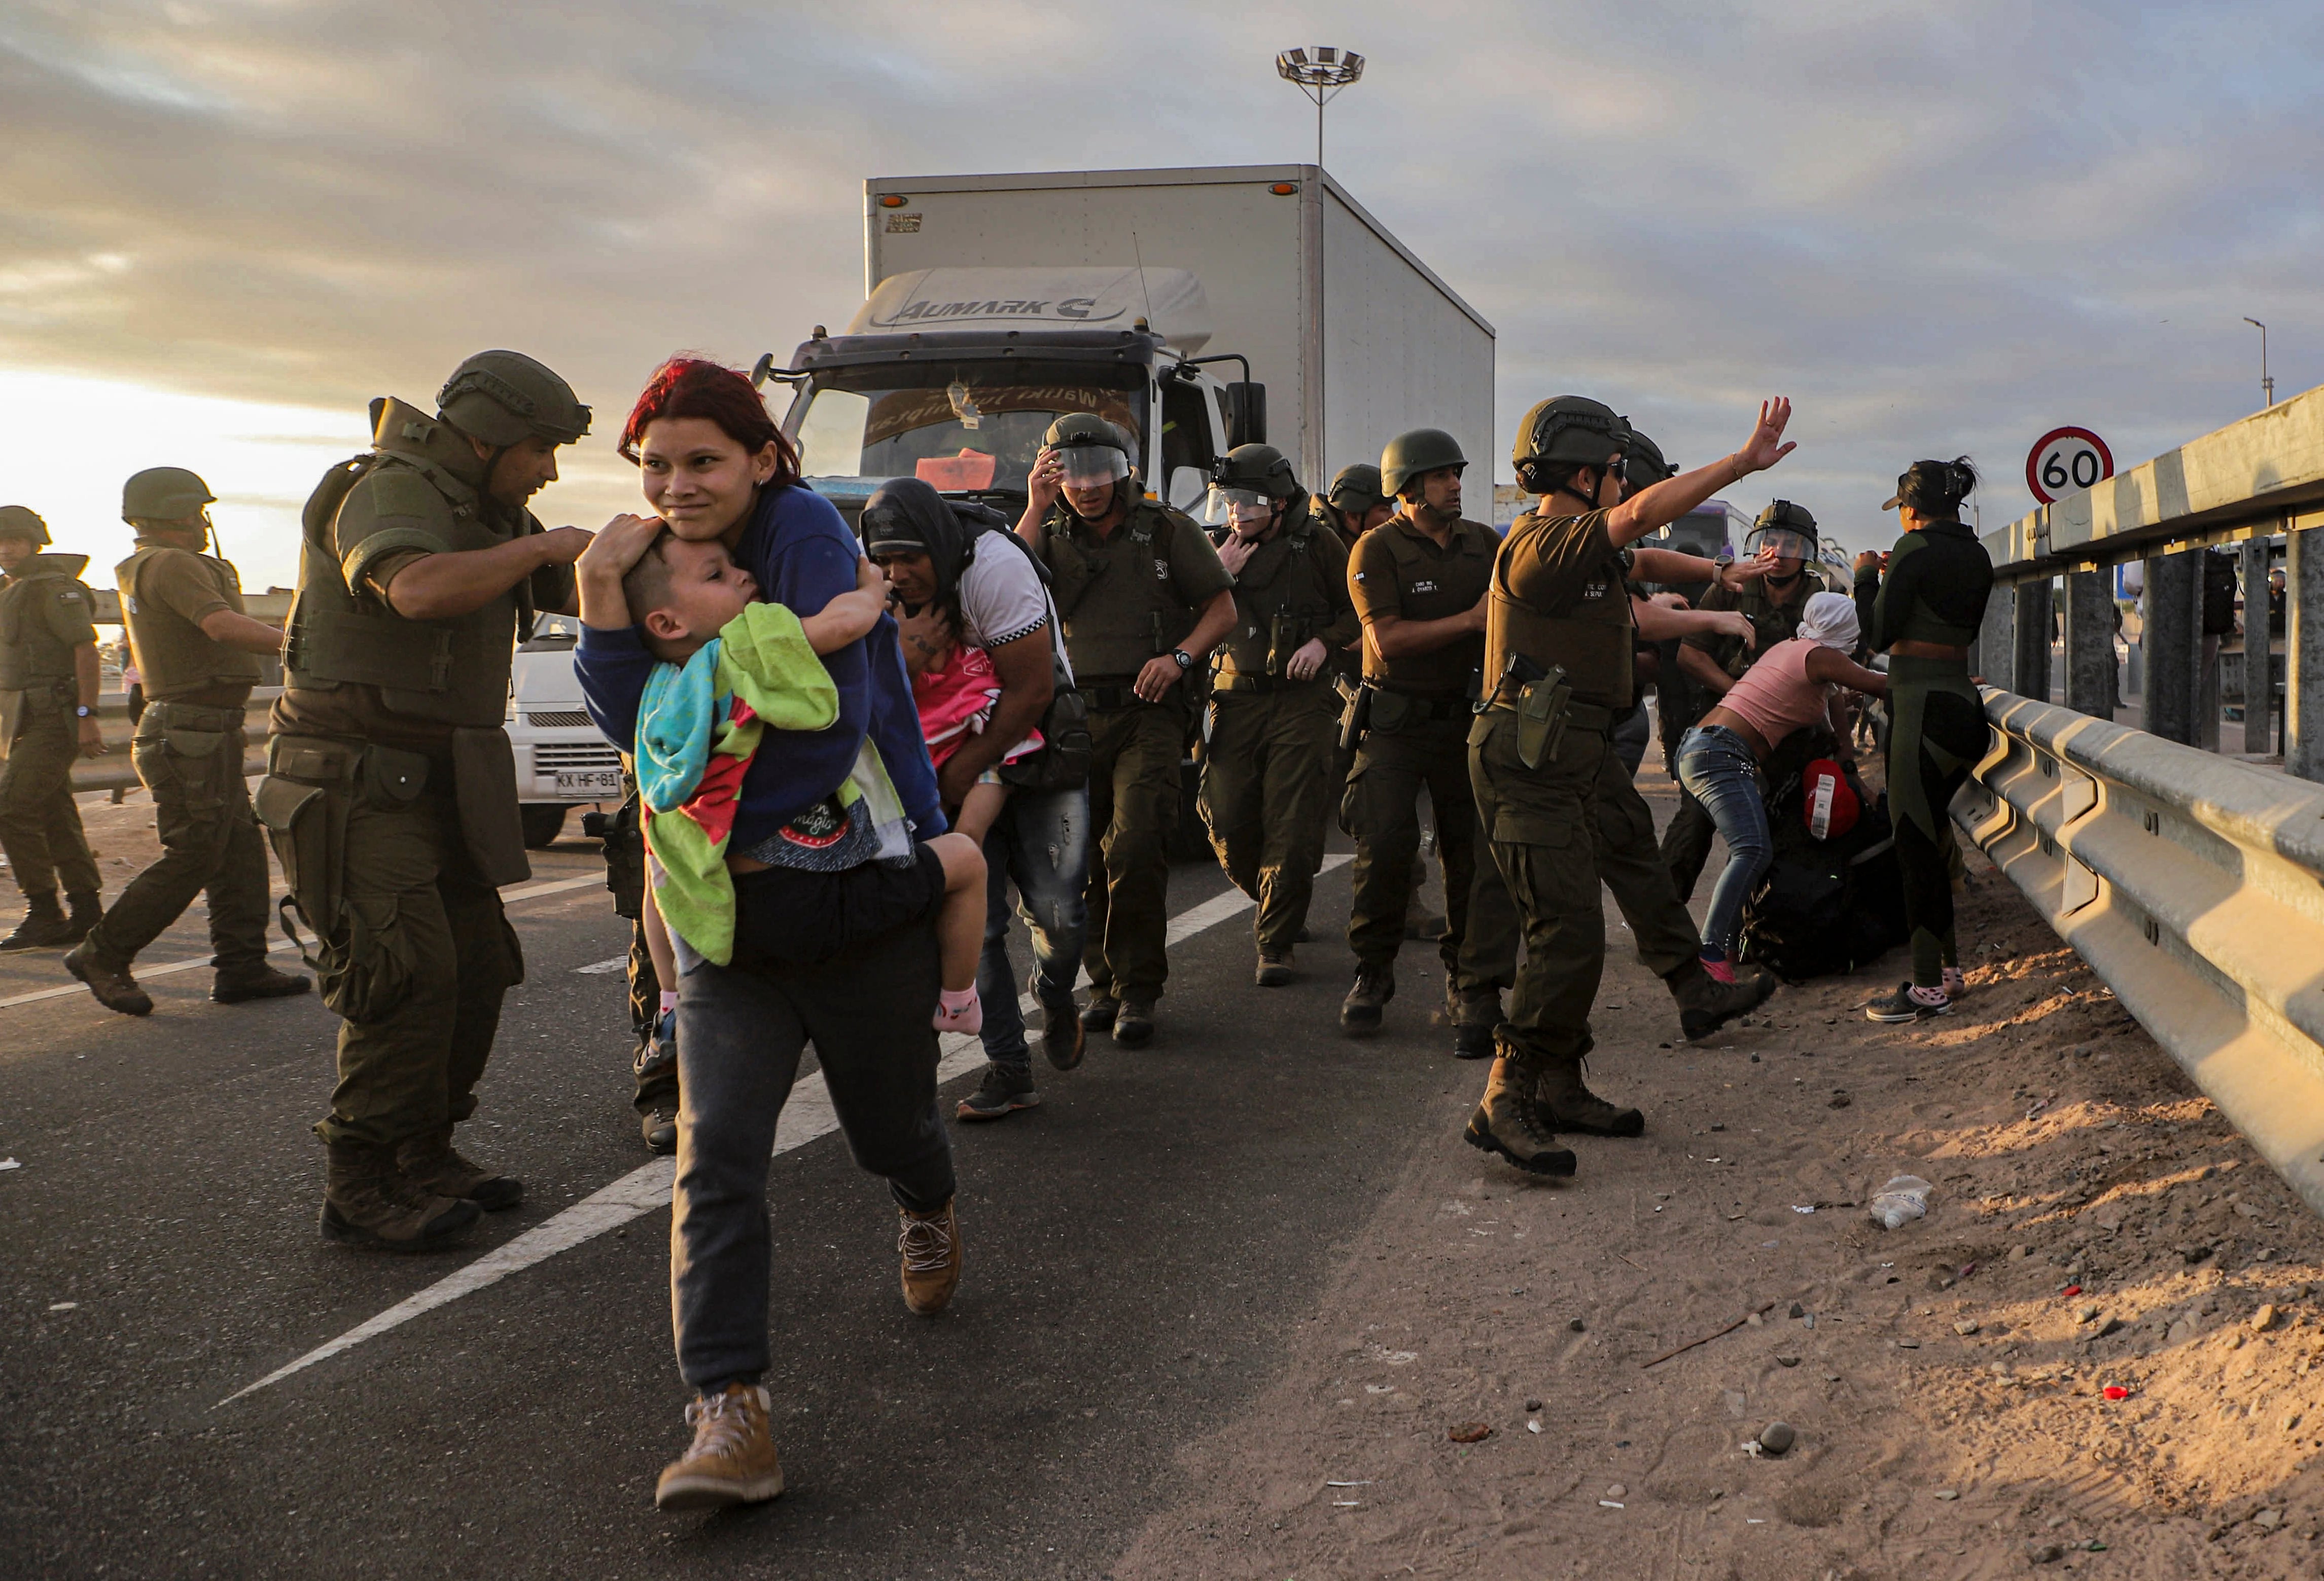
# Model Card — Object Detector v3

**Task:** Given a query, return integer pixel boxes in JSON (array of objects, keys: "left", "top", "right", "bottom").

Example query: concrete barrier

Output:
[{"left": 1954, "top": 686, "right": 2324, "bottom": 1215}]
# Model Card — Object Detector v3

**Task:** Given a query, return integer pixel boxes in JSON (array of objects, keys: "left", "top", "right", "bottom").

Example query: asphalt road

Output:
[{"left": 0, "top": 831, "right": 1474, "bottom": 1579}]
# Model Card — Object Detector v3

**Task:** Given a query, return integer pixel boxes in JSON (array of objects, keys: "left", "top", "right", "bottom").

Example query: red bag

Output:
[{"left": 1802, "top": 759, "right": 1859, "bottom": 841}]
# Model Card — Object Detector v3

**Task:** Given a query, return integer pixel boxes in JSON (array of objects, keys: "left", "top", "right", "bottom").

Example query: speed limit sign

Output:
[{"left": 2026, "top": 426, "right": 2114, "bottom": 505}]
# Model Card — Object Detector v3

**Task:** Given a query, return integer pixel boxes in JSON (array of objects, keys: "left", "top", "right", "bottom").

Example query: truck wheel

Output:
[{"left": 520, "top": 804, "right": 567, "bottom": 848}]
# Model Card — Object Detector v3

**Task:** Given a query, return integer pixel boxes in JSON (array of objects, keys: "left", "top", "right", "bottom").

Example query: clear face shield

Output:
[
  {"left": 1056, "top": 444, "right": 1131, "bottom": 490},
  {"left": 1204, "top": 484, "right": 1276, "bottom": 532},
  {"left": 1746, "top": 525, "right": 1815, "bottom": 567}
]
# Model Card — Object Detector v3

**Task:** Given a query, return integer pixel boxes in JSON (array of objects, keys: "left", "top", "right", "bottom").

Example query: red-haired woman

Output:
[{"left": 573, "top": 357, "right": 958, "bottom": 1512}]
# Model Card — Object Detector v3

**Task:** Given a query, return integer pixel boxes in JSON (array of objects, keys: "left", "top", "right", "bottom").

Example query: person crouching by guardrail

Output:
[
  {"left": 64, "top": 469, "right": 309, "bottom": 1016},
  {"left": 1853, "top": 458, "right": 1994, "bottom": 1023}
]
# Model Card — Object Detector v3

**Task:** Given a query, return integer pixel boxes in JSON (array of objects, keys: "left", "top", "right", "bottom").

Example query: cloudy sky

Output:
[{"left": 5, "top": 0, "right": 2318, "bottom": 586}]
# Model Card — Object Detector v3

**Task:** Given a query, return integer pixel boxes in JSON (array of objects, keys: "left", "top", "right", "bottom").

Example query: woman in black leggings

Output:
[{"left": 1852, "top": 458, "right": 1994, "bottom": 1022}]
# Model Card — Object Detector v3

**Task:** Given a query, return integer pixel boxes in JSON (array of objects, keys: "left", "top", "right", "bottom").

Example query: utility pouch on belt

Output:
[
  {"left": 257, "top": 734, "right": 362, "bottom": 944},
  {"left": 1337, "top": 678, "right": 1374, "bottom": 754},
  {"left": 1266, "top": 613, "right": 1305, "bottom": 678},
  {"left": 1516, "top": 664, "right": 1573, "bottom": 772},
  {"left": 450, "top": 727, "right": 532, "bottom": 889}
]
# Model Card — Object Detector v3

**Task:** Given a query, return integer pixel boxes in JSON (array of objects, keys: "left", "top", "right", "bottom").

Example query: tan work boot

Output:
[
  {"left": 1668, "top": 957, "right": 1776, "bottom": 1041},
  {"left": 655, "top": 1383, "right": 785, "bottom": 1512},
  {"left": 1340, "top": 964, "right": 1394, "bottom": 1034},
  {"left": 1533, "top": 1054, "right": 1645, "bottom": 1137},
  {"left": 319, "top": 1140, "right": 481, "bottom": 1251},
  {"left": 63, "top": 941, "right": 154, "bottom": 1017},
  {"left": 396, "top": 1126, "right": 523, "bottom": 1211},
  {"left": 899, "top": 1199, "right": 962, "bottom": 1316},
  {"left": 1462, "top": 1049, "right": 1577, "bottom": 1177}
]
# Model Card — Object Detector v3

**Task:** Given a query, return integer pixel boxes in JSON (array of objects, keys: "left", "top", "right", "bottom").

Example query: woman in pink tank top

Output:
[{"left": 1674, "top": 591, "right": 1889, "bottom": 981}]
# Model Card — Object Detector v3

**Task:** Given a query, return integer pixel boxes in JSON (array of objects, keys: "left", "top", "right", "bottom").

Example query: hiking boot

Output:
[
  {"left": 396, "top": 1126, "right": 523, "bottom": 1211},
  {"left": 655, "top": 1383, "right": 784, "bottom": 1512},
  {"left": 1866, "top": 982, "right": 1953, "bottom": 1023},
  {"left": 319, "top": 1140, "right": 481, "bottom": 1252},
  {"left": 1453, "top": 1022, "right": 1497, "bottom": 1060},
  {"left": 1669, "top": 957, "right": 1776, "bottom": 1041},
  {"left": 1036, "top": 978, "right": 1085, "bottom": 1071},
  {"left": 1699, "top": 954, "right": 1737, "bottom": 986},
  {"left": 1, "top": 893, "right": 74, "bottom": 952},
  {"left": 1255, "top": 951, "right": 1294, "bottom": 988},
  {"left": 62, "top": 890, "right": 100, "bottom": 944},
  {"left": 63, "top": 941, "right": 153, "bottom": 1017},
  {"left": 212, "top": 963, "right": 310, "bottom": 1003},
  {"left": 1112, "top": 999, "right": 1156, "bottom": 1048},
  {"left": 899, "top": 1199, "right": 961, "bottom": 1316},
  {"left": 1533, "top": 1055, "right": 1645, "bottom": 1137},
  {"left": 1080, "top": 994, "right": 1120, "bottom": 1034},
  {"left": 1340, "top": 964, "right": 1394, "bottom": 1035},
  {"left": 955, "top": 1063, "right": 1041, "bottom": 1122},
  {"left": 641, "top": 1102, "right": 678, "bottom": 1156},
  {"left": 1462, "top": 1050, "right": 1578, "bottom": 1177}
]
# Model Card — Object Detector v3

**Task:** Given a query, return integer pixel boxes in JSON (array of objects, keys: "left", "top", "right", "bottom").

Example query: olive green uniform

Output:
[
  {"left": 1344, "top": 514, "right": 1496, "bottom": 984},
  {"left": 1660, "top": 572, "right": 1825, "bottom": 899},
  {"left": 1468, "top": 507, "right": 1635, "bottom": 1061},
  {"left": 1198, "top": 513, "right": 1359, "bottom": 954},
  {"left": 78, "top": 542, "right": 272, "bottom": 974},
  {"left": 262, "top": 397, "right": 572, "bottom": 1149},
  {"left": 1039, "top": 493, "right": 1231, "bottom": 1003},
  {"left": 0, "top": 553, "right": 102, "bottom": 906}
]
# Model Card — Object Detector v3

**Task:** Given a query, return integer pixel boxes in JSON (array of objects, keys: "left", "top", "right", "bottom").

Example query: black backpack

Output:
[{"left": 1736, "top": 766, "right": 1907, "bottom": 982}]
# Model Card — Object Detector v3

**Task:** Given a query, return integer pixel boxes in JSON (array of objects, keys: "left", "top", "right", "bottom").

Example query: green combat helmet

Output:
[
  {"left": 121, "top": 466, "right": 216, "bottom": 524},
  {"left": 0, "top": 505, "right": 51, "bottom": 546},
  {"left": 1511, "top": 397, "right": 1631, "bottom": 491},
  {"left": 1212, "top": 443, "right": 1300, "bottom": 499},
  {"left": 1622, "top": 429, "right": 1674, "bottom": 489},
  {"left": 1380, "top": 428, "right": 1467, "bottom": 500},
  {"left": 1746, "top": 499, "right": 1819, "bottom": 562},
  {"left": 1043, "top": 412, "right": 1133, "bottom": 487},
  {"left": 436, "top": 350, "right": 592, "bottom": 448},
  {"left": 1327, "top": 463, "right": 1387, "bottom": 517}
]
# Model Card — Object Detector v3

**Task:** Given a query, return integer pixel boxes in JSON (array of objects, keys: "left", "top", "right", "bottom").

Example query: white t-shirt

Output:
[{"left": 958, "top": 533, "right": 1075, "bottom": 683}]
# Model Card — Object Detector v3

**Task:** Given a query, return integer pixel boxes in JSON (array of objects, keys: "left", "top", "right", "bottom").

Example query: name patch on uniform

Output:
[
  {"left": 1412, "top": 579, "right": 1438, "bottom": 595},
  {"left": 1582, "top": 580, "right": 1609, "bottom": 601}
]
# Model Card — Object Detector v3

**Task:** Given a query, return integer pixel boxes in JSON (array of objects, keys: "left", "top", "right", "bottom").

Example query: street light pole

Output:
[
  {"left": 2244, "top": 316, "right": 2275, "bottom": 409},
  {"left": 1275, "top": 47, "right": 1365, "bottom": 170}
]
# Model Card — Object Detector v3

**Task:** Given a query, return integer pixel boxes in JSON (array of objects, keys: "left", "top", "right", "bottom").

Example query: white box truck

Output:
[{"left": 758, "top": 164, "right": 1494, "bottom": 517}]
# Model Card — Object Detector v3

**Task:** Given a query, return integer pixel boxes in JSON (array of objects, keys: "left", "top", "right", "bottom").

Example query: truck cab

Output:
[{"left": 762, "top": 267, "right": 1263, "bottom": 522}]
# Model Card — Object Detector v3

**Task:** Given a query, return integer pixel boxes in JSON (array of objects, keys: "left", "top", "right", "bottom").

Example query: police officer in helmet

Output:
[
  {"left": 1017, "top": 413, "right": 1235, "bottom": 1047},
  {"left": 1313, "top": 463, "right": 1393, "bottom": 553},
  {"left": 265, "top": 350, "right": 594, "bottom": 1252},
  {"left": 64, "top": 469, "right": 307, "bottom": 1014},
  {"left": 0, "top": 506, "right": 106, "bottom": 951},
  {"left": 1464, "top": 396, "right": 1794, "bottom": 1178},
  {"left": 1199, "top": 444, "right": 1359, "bottom": 983}
]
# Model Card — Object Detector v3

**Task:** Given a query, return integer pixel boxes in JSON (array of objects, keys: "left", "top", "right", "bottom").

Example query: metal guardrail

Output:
[{"left": 1954, "top": 686, "right": 2324, "bottom": 1215}]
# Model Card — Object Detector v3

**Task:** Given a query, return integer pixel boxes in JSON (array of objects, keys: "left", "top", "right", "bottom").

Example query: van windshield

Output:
[{"left": 786, "top": 363, "right": 1146, "bottom": 495}]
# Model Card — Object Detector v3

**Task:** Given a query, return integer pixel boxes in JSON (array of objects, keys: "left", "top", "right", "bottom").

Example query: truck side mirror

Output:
[
  {"left": 1225, "top": 382, "right": 1267, "bottom": 448},
  {"left": 1167, "top": 466, "right": 1208, "bottom": 512}
]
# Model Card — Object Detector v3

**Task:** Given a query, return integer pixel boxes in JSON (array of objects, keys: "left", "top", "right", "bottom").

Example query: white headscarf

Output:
[{"left": 1798, "top": 589, "right": 1860, "bottom": 651}]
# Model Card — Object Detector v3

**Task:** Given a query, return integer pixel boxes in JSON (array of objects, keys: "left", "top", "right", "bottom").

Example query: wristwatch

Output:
[
  {"left": 1170, "top": 648, "right": 1195, "bottom": 672},
  {"left": 74, "top": 704, "right": 92, "bottom": 718},
  {"left": 1711, "top": 553, "right": 1737, "bottom": 589}
]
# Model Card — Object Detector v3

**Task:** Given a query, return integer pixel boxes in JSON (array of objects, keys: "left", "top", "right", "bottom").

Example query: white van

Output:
[{"left": 505, "top": 614, "right": 624, "bottom": 847}]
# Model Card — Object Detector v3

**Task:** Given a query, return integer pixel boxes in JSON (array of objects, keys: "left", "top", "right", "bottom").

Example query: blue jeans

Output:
[
  {"left": 1675, "top": 724, "right": 1771, "bottom": 960},
  {"left": 977, "top": 782, "right": 1090, "bottom": 1075}
]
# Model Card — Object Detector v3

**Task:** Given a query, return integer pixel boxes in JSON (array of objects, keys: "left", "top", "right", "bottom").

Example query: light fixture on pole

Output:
[
  {"left": 1276, "top": 46, "right": 1364, "bottom": 169},
  {"left": 2243, "top": 316, "right": 2275, "bottom": 409}
]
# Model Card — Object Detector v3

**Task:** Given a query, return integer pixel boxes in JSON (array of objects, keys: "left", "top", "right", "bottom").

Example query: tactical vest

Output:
[
  {"left": 280, "top": 397, "right": 543, "bottom": 731},
  {"left": 1043, "top": 495, "right": 1200, "bottom": 680},
  {"left": 1360, "top": 516, "right": 1493, "bottom": 694},
  {"left": 117, "top": 544, "right": 264, "bottom": 701},
  {"left": 1710, "top": 577, "right": 1816, "bottom": 680},
  {"left": 1485, "top": 512, "right": 1635, "bottom": 709},
  {"left": 1213, "top": 510, "right": 1337, "bottom": 681},
  {"left": 0, "top": 555, "right": 94, "bottom": 693}
]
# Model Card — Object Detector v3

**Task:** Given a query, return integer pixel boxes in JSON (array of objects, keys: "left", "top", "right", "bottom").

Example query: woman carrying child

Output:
[
  {"left": 573, "top": 357, "right": 976, "bottom": 1514},
  {"left": 1673, "top": 590, "right": 1888, "bottom": 986}
]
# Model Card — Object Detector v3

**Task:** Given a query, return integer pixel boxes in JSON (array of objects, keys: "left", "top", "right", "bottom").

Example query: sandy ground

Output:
[{"left": 1113, "top": 775, "right": 2324, "bottom": 1581}]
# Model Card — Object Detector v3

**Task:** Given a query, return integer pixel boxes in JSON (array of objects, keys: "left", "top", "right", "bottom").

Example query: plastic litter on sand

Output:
[
  {"left": 0, "top": 1157, "right": 20, "bottom": 1171},
  {"left": 1869, "top": 1175, "right": 1934, "bottom": 1229},
  {"left": 2103, "top": 1384, "right": 2131, "bottom": 1400}
]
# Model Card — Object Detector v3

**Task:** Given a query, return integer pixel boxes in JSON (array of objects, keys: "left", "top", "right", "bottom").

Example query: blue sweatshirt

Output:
[{"left": 575, "top": 484, "right": 947, "bottom": 849}]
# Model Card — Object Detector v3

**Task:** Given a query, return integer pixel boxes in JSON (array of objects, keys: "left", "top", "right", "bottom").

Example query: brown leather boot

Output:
[
  {"left": 655, "top": 1383, "right": 784, "bottom": 1512},
  {"left": 899, "top": 1199, "right": 962, "bottom": 1316},
  {"left": 63, "top": 940, "right": 154, "bottom": 1017},
  {"left": 1668, "top": 956, "right": 1776, "bottom": 1040},
  {"left": 396, "top": 1126, "right": 523, "bottom": 1211},
  {"left": 1339, "top": 964, "right": 1394, "bottom": 1034},
  {"left": 1462, "top": 1046, "right": 1577, "bottom": 1177},
  {"left": 1, "top": 892, "right": 74, "bottom": 951},
  {"left": 320, "top": 1140, "right": 480, "bottom": 1251},
  {"left": 62, "top": 890, "right": 101, "bottom": 943},
  {"left": 1533, "top": 1054, "right": 1645, "bottom": 1137},
  {"left": 212, "top": 963, "right": 310, "bottom": 1004}
]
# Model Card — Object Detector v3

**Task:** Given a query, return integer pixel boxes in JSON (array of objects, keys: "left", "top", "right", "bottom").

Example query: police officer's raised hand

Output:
[
  {"left": 77, "top": 715, "right": 106, "bottom": 759},
  {"left": 536, "top": 525, "right": 595, "bottom": 565},
  {"left": 1284, "top": 637, "right": 1329, "bottom": 681},
  {"left": 1731, "top": 398, "right": 1795, "bottom": 477},
  {"left": 1026, "top": 448, "right": 1065, "bottom": 515},
  {"left": 1215, "top": 531, "right": 1260, "bottom": 577},
  {"left": 1719, "top": 547, "right": 1780, "bottom": 591}
]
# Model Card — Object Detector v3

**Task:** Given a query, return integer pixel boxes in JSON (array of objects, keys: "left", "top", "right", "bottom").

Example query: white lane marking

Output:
[
  {"left": 217, "top": 858, "right": 1344, "bottom": 1407},
  {"left": 0, "top": 875, "right": 602, "bottom": 1012},
  {"left": 574, "top": 956, "right": 629, "bottom": 975}
]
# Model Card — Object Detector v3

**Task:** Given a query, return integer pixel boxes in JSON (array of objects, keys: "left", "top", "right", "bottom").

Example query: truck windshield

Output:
[{"left": 787, "top": 364, "right": 1146, "bottom": 494}]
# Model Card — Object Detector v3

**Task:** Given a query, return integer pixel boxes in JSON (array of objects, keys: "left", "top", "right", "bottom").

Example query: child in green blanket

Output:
[{"left": 626, "top": 532, "right": 988, "bottom": 1033}]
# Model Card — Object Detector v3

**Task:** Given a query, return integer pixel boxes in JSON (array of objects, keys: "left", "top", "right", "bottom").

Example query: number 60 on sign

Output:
[{"left": 2025, "top": 426, "right": 2114, "bottom": 505}]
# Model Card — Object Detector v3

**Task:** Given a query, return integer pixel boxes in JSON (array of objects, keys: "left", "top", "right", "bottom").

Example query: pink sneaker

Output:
[
  {"left": 933, "top": 989, "right": 982, "bottom": 1035},
  {"left": 1941, "top": 966, "right": 1967, "bottom": 999},
  {"left": 1700, "top": 955, "right": 1737, "bottom": 985}
]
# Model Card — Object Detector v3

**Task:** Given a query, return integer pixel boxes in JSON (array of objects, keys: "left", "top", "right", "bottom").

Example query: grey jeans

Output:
[
  {"left": 977, "top": 782, "right": 1090, "bottom": 1076},
  {"left": 671, "top": 912, "right": 957, "bottom": 1392}
]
